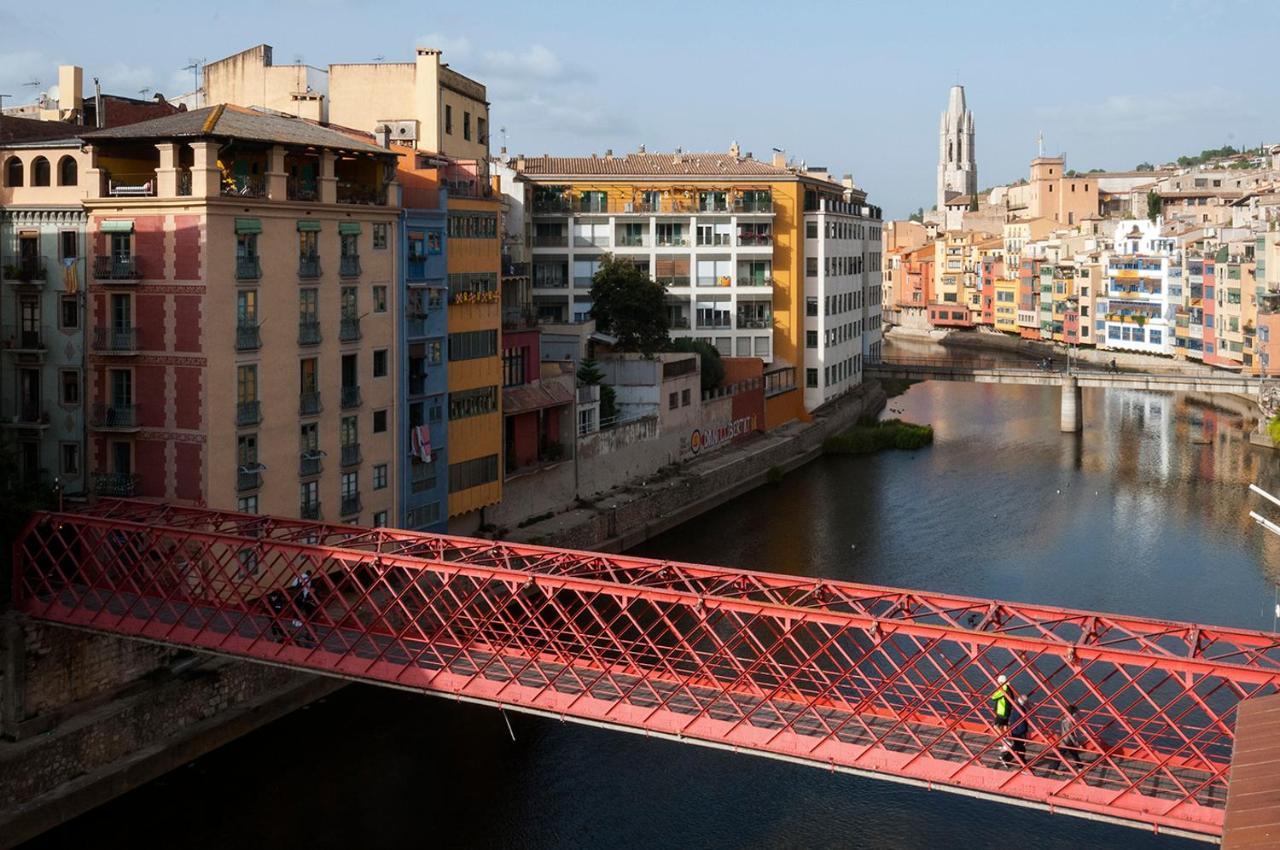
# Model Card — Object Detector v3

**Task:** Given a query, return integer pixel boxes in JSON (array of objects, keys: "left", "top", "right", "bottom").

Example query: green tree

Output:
[
  {"left": 670, "top": 337, "right": 725, "bottom": 392},
  {"left": 1146, "top": 190, "right": 1162, "bottom": 222},
  {"left": 576, "top": 357, "right": 617, "bottom": 421},
  {"left": 1135, "top": 162, "right": 1155, "bottom": 172},
  {"left": 908, "top": 207, "right": 924, "bottom": 223},
  {"left": 588, "top": 254, "right": 670, "bottom": 354},
  {"left": 968, "top": 192, "right": 978, "bottom": 212}
]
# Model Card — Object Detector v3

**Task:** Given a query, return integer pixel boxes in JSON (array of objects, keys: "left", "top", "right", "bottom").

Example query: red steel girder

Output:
[{"left": 13, "top": 503, "right": 1278, "bottom": 841}]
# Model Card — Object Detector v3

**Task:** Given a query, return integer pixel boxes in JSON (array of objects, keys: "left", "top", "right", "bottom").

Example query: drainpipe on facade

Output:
[{"left": 93, "top": 78, "right": 102, "bottom": 128}]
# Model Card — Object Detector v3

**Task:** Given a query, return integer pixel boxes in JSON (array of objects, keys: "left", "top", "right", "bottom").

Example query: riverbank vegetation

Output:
[
  {"left": 879, "top": 377, "right": 920, "bottom": 399},
  {"left": 824, "top": 418, "right": 934, "bottom": 455}
]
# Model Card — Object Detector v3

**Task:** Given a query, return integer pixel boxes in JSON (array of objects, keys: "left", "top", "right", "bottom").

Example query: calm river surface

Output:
[{"left": 26, "top": 341, "right": 1280, "bottom": 850}]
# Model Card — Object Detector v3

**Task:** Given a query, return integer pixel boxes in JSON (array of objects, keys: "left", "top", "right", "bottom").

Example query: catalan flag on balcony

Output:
[{"left": 63, "top": 258, "right": 78, "bottom": 294}]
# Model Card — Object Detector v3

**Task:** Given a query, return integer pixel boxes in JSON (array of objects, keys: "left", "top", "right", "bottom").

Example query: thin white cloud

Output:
[
  {"left": 479, "top": 45, "right": 564, "bottom": 81},
  {"left": 1033, "top": 87, "right": 1257, "bottom": 134},
  {"left": 415, "top": 33, "right": 473, "bottom": 62}
]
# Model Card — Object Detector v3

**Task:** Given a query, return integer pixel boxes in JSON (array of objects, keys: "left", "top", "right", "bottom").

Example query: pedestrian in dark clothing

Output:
[
  {"left": 266, "top": 589, "right": 287, "bottom": 641},
  {"left": 1003, "top": 695, "right": 1030, "bottom": 766},
  {"left": 1048, "top": 704, "right": 1086, "bottom": 775}
]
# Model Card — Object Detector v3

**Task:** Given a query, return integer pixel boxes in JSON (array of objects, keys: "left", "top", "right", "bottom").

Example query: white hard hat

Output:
[{"left": 997, "top": 674, "right": 1008, "bottom": 684}]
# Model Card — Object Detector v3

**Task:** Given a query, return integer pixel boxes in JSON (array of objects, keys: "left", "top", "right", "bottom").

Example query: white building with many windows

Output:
[
  {"left": 1097, "top": 217, "right": 1178, "bottom": 356},
  {"left": 802, "top": 191, "right": 882, "bottom": 410}
]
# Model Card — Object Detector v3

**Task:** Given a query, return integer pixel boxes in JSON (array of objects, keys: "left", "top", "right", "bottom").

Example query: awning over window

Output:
[
  {"left": 338, "top": 221, "right": 362, "bottom": 235},
  {"left": 235, "top": 218, "right": 262, "bottom": 234},
  {"left": 100, "top": 220, "right": 134, "bottom": 233},
  {"left": 297, "top": 220, "right": 321, "bottom": 232}
]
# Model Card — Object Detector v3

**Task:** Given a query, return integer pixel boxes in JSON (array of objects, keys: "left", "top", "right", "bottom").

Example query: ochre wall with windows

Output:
[{"left": 446, "top": 195, "right": 502, "bottom": 517}]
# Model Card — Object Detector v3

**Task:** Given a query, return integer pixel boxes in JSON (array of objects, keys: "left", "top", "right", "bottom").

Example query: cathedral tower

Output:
[{"left": 937, "top": 84, "right": 976, "bottom": 212}]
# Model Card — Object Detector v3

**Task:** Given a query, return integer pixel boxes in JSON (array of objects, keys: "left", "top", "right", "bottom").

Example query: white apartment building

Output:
[
  {"left": 803, "top": 196, "right": 881, "bottom": 410},
  {"left": 1097, "top": 217, "right": 1178, "bottom": 356}
]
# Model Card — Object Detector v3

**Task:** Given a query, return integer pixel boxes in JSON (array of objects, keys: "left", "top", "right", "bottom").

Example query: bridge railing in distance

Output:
[
  {"left": 865, "top": 355, "right": 1255, "bottom": 379},
  {"left": 14, "top": 500, "right": 1280, "bottom": 841}
]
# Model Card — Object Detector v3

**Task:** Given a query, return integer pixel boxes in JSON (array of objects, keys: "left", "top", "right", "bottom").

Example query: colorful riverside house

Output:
[
  {"left": 396, "top": 151, "right": 449, "bottom": 532},
  {"left": 443, "top": 164, "right": 504, "bottom": 526},
  {"left": 1103, "top": 218, "right": 1176, "bottom": 357},
  {"left": 79, "top": 105, "right": 401, "bottom": 525},
  {"left": 0, "top": 119, "right": 91, "bottom": 495}
]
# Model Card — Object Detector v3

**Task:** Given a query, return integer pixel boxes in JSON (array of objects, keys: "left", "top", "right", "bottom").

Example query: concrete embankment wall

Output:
[
  {"left": 509, "top": 382, "right": 888, "bottom": 553},
  {"left": 0, "top": 614, "right": 337, "bottom": 848}
]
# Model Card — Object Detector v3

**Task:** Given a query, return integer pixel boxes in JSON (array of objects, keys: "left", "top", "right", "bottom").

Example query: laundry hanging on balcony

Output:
[{"left": 410, "top": 425, "right": 432, "bottom": 463}]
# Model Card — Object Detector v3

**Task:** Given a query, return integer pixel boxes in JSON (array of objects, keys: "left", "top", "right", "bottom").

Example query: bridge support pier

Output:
[{"left": 1060, "top": 376, "right": 1082, "bottom": 432}]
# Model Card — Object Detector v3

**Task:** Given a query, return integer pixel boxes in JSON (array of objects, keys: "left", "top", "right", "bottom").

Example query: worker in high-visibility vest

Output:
[{"left": 990, "top": 674, "right": 1015, "bottom": 729}]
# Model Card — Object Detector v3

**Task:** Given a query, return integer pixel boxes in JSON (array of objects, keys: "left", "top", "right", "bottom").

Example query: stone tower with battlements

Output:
[{"left": 937, "top": 84, "right": 976, "bottom": 212}]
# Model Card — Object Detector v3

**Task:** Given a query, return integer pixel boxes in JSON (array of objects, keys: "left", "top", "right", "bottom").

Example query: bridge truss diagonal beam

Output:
[{"left": 13, "top": 501, "right": 1280, "bottom": 842}]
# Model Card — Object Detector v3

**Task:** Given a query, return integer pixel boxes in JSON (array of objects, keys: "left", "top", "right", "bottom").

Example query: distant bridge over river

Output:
[{"left": 864, "top": 356, "right": 1261, "bottom": 432}]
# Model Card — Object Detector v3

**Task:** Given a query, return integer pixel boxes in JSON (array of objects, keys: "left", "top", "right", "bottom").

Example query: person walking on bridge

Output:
[
  {"left": 1001, "top": 694, "right": 1030, "bottom": 766},
  {"left": 990, "top": 674, "right": 1016, "bottom": 730}
]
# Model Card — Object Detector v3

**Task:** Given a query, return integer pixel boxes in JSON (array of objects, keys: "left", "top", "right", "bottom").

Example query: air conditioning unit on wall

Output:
[{"left": 383, "top": 120, "right": 417, "bottom": 143}]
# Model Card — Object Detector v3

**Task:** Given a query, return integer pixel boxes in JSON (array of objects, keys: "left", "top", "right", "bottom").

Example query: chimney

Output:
[
  {"left": 729, "top": 140, "right": 740, "bottom": 158},
  {"left": 638, "top": 143, "right": 646, "bottom": 153},
  {"left": 516, "top": 154, "right": 526, "bottom": 171},
  {"left": 605, "top": 149, "right": 613, "bottom": 160},
  {"left": 374, "top": 124, "right": 390, "bottom": 148},
  {"left": 771, "top": 151, "right": 786, "bottom": 168},
  {"left": 93, "top": 77, "right": 103, "bottom": 128},
  {"left": 58, "top": 65, "right": 83, "bottom": 117}
]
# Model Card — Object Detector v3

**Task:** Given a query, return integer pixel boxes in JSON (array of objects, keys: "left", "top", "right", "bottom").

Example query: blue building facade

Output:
[{"left": 399, "top": 205, "right": 449, "bottom": 531}]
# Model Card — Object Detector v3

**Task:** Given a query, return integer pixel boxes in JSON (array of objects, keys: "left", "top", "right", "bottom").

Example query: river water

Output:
[{"left": 25, "top": 340, "right": 1280, "bottom": 850}]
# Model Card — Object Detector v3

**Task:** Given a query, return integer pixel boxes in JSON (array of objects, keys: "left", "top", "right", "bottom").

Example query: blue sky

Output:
[{"left": 2, "top": 0, "right": 1277, "bottom": 217}]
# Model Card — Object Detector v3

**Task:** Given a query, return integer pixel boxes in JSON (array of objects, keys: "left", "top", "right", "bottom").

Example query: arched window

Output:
[
  {"left": 31, "top": 156, "right": 50, "bottom": 186},
  {"left": 58, "top": 155, "right": 77, "bottom": 186},
  {"left": 4, "top": 157, "right": 22, "bottom": 187}
]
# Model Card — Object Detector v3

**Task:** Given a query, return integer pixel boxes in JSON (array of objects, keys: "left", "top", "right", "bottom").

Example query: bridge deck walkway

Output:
[
  {"left": 28, "top": 584, "right": 1227, "bottom": 834},
  {"left": 1222, "top": 693, "right": 1280, "bottom": 848}
]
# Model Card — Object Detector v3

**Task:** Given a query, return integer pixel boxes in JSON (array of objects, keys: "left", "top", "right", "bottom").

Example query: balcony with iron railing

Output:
[
  {"left": 340, "top": 443, "right": 361, "bottom": 467},
  {"left": 92, "top": 402, "right": 137, "bottom": 430},
  {"left": 94, "top": 472, "right": 138, "bottom": 497},
  {"left": 532, "top": 232, "right": 569, "bottom": 248},
  {"left": 340, "top": 316, "right": 361, "bottom": 342},
  {"left": 236, "top": 255, "right": 261, "bottom": 281},
  {"left": 336, "top": 181, "right": 386, "bottom": 206},
  {"left": 222, "top": 174, "right": 266, "bottom": 198},
  {"left": 298, "top": 319, "right": 321, "bottom": 346},
  {"left": 300, "top": 501, "right": 322, "bottom": 520},
  {"left": 7, "top": 399, "right": 46, "bottom": 427},
  {"left": 736, "top": 311, "right": 773, "bottom": 330},
  {"left": 298, "top": 254, "right": 322, "bottom": 280},
  {"left": 407, "top": 256, "right": 427, "bottom": 280},
  {"left": 299, "top": 391, "right": 321, "bottom": 416},
  {"left": 286, "top": 177, "right": 319, "bottom": 202},
  {"left": 341, "top": 385, "right": 362, "bottom": 409},
  {"left": 3, "top": 325, "right": 47, "bottom": 352},
  {"left": 340, "top": 492, "right": 362, "bottom": 517},
  {"left": 236, "top": 400, "right": 261, "bottom": 427},
  {"left": 615, "top": 233, "right": 649, "bottom": 248},
  {"left": 2, "top": 258, "right": 47, "bottom": 285},
  {"left": 406, "top": 313, "right": 429, "bottom": 338},
  {"left": 737, "top": 232, "right": 773, "bottom": 248},
  {"left": 237, "top": 468, "right": 262, "bottom": 491},
  {"left": 696, "top": 233, "right": 732, "bottom": 247},
  {"left": 93, "top": 255, "right": 143, "bottom": 282},
  {"left": 299, "top": 452, "right": 322, "bottom": 477},
  {"left": 656, "top": 275, "right": 691, "bottom": 288},
  {"left": 93, "top": 325, "right": 138, "bottom": 354},
  {"left": 236, "top": 322, "right": 261, "bottom": 351},
  {"left": 339, "top": 255, "right": 361, "bottom": 277},
  {"left": 737, "top": 274, "right": 774, "bottom": 288},
  {"left": 408, "top": 373, "right": 429, "bottom": 396}
]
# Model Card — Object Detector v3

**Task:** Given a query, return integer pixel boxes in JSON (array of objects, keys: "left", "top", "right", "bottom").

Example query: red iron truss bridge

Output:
[{"left": 13, "top": 500, "right": 1280, "bottom": 842}]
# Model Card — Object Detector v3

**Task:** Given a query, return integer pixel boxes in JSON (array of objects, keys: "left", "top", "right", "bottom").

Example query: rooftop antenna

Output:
[
  {"left": 499, "top": 126, "right": 507, "bottom": 149},
  {"left": 181, "top": 59, "right": 203, "bottom": 97},
  {"left": 373, "top": 55, "right": 385, "bottom": 62},
  {"left": 1037, "top": 131, "right": 1044, "bottom": 158},
  {"left": 139, "top": 87, "right": 151, "bottom": 98}
]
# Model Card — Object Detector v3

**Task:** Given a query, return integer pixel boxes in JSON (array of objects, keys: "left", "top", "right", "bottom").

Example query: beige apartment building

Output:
[{"left": 80, "top": 105, "right": 401, "bottom": 525}]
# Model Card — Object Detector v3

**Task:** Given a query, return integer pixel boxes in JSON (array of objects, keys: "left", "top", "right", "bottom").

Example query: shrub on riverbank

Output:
[{"left": 824, "top": 418, "right": 934, "bottom": 455}]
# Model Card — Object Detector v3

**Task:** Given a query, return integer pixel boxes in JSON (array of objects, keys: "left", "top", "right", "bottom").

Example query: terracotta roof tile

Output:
[
  {"left": 0, "top": 115, "right": 82, "bottom": 145},
  {"left": 83, "top": 104, "right": 391, "bottom": 155},
  {"left": 517, "top": 152, "right": 793, "bottom": 178}
]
